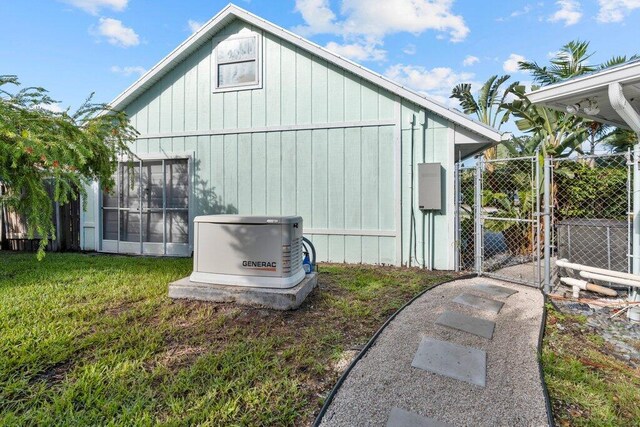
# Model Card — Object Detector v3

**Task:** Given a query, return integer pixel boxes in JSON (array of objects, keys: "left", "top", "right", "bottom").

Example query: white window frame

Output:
[
  {"left": 212, "top": 31, "right": 262, "bottom": 93},
  {"left": 99, "top": 152, "right": 194, "bottom": 257}
]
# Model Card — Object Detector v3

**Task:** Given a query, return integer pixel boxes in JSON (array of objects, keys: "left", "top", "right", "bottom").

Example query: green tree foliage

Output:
[
  {"left": 519, "top": 40, "right": 596, "bottom": 85},
  {"left": 0, "top": 75, "right": 137, "bottom": 258},
  {"left": 599, "top": 128, "right": 638, "bottom": 153},
  {"left": 502, "top": 84, "right": 587, "bottom": 157},
  {"left": 553, "top": 159, "right": 628, "bottom": 220},
  {"left": 507, "top": 40, "right": 638, "bottom": 156},
  {"left": 450, "top": 74, "right": 517, "bottom": 161},
  {"left": 450, "top": 75, "right": 517, "bottom": 129}
]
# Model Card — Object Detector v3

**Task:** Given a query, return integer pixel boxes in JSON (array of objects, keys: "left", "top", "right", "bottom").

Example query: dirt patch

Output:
[
  {"left": 103, "top": 300, "right": 139, "bottom": 317},
  {"left": 155, "top": 344, "right": 208, "bottom": 370},
  {"left": 331, "top": 350, "right": 359, "bottom": 373},
  {"left": 31, "top": 360, "right": 73, "bottom": 386}
]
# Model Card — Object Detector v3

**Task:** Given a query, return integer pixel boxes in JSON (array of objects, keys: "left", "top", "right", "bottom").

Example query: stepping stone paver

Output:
[
  {"left": 475, "top": 283, "right": 518, "bottom": 298},
  {"left": 411, "top": 337, "right": 487, "bottom": 387},
  {"left": 453, "top": 293, "right": 504, "bottom": 314},
  {"left": 435, "top": 311, "right": 495, "bottom": 339},
  {"left": 387, "top": 407, "right": 452, "bottom": 427}
]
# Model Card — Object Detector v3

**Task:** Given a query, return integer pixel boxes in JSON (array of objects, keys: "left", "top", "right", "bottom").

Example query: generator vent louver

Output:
[{"left": 283, "top": 236, "right": 303, "bottom": 274}]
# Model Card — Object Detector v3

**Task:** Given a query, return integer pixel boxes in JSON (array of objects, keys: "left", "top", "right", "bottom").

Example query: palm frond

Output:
[{"left": 450, "top": 83, "right": 479, "bottom": 116}]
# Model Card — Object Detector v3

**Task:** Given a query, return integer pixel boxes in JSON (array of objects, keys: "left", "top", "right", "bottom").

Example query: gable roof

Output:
[{"left": 109, "top": 3, "right": 503, "bottom": 143}]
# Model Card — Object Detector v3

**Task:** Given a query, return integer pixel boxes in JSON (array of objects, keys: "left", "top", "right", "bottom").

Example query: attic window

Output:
[{"left": 215, "top": 35, "right": 260, "bottom": 90}]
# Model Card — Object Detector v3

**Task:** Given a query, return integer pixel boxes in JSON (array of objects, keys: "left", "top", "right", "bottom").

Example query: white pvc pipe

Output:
[
  {"left": 560, "top": 277, "right": 619, "bottom": 297},
  {"left": 560, "top": 277, "right": 587, "bottom": 289},
  {"left": 580, "top": 271, "right": 640, "bottom": 288},
  {"left": 556, "top": 259, "right": 640, "bottom": 282},
  {"left": 560, "top": 277, "right": 587, "bottom": 298}
]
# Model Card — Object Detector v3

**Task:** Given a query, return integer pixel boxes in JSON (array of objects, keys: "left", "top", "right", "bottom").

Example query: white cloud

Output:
[
  {"left": 496, "top": 3, "right": 536, "bottom": 21},
  {"left": 511, "top": 4, "right": 533, "bottom": 17},
  {"left": 325, "top": 41, "right": 386, "bottom": 61},
  {"left": 597, "top": 0, "right": 640, "bottom": 23},
  {"left": 294, "top": 0, "right": 470, "bottom": 43},
  {"left": 60, "top": 0, "right": 128, "bottom": 14},
  {"left": 503, "top": 53, "right": 526, "bottom": 73},
  {"left": 403, "top": 44, "right": 417, "bottom": 55},
  {"left": 188, "top": 19, "right": 204, "bottom": 33},
  {"left": 110, "top": 65, "right": 146, "bottom": 77},
  {"left": 385, "top": 64, "right": 476, "bottom": 105},
  {"left": 38, "top": 103, "right": 64, "bottom": 113},
  {"left": 462, "top": 55, "right": 479, "bottom": 66},
  {"left": 293, "top": 0, "right": 339, "bottom": 35},
  {"left": 96, "top": 18, "right": 139, "bottom": 47},
  {"left": 548, "top": 0, "right": 582, "bottom": 26}
]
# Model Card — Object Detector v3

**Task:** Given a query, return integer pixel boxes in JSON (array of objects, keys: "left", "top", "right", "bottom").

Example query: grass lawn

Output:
[
  {"left": 0, "top": 252, "right": 453, "bottom": 426},
  {"left": 542, "top": 304, "right": 640, "bottom": 426}
]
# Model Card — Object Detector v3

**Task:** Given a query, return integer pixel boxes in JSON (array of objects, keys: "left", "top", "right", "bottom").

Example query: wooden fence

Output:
[{"left": 0, "top": 183, "right": 80, "bottom": 252}]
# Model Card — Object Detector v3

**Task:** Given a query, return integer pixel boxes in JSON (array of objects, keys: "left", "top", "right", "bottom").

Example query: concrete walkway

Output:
[{"left": 319, "top": 277, "right": 549, "bottom": 427}]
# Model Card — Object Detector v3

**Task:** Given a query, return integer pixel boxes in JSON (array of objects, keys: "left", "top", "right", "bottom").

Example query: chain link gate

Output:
[{"left": 456, "top": 156, "right": 542, "bottom": 287}]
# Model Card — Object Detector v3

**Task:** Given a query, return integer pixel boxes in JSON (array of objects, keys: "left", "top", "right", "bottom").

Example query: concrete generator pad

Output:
[
  {"left": 453, "top": 293, "right": 504, "bottom": 314},
  {"left": 475, "top": 283, "right": 518, "bottom": 298},
  {"left": 386, "top": 407, "right": 452, "bottom": 427},
  {"left": 168, "top": 273, "right": 317, "bottom": 310},
  {"left": 435, "top": 311, "right": 495, "bottom": 339},
  {"left": 411, "top": 337, "right": 487, "bottom": 387}
]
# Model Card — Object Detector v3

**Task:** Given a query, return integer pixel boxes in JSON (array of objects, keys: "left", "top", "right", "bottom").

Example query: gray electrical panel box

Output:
[{"left": 418, "top": 163, "right": 441, "bottom": 211}]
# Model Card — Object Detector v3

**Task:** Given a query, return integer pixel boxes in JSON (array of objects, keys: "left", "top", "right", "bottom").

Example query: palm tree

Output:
[
  {"left": 502, "top": 84, "right": 587, "bottom": 157},
  {"left": 519, "top": 40, "right": 595, "bottom": 85},
  {"left": 450, "top": 75, "right": 517, "bottom": 161}
]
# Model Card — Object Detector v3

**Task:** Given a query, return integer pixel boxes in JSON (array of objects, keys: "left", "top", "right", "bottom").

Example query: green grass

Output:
[
  {"left": 542, "top": 304, "right": 640, "bottom": 427},
  {"left": 0, "top": 253, "right": 453, "bottom": 426}
]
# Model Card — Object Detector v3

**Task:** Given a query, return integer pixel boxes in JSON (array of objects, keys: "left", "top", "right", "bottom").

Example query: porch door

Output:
[{"left": 101, "top": 158, "right": 190, "bottom": 256}]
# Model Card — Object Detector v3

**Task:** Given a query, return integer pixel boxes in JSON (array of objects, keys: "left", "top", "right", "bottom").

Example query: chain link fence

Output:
[
  {"left": 456, "top": 151, "right": 634, "bottom": 291},
  {"left": 550, "top": 152, "right": 633, "bottom": 289}
]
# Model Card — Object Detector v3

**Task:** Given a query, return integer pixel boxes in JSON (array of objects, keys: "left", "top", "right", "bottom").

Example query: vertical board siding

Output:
[
  {"left": 311, "top": 129, "right": 328, "bottom": 229},
  {"left": 327, "top": 128, "right": 345, "bottom": 230},
  {"left": 250, "top": 133, "right": 266, "bottom": 214},
  {"left": 264, "top": 35, "right": 281, "bottom": 126},
  {"left": 295, "top": 130, "right": 312, "bottom": 222},
  {"left": 122, "top": 18, "right": 402, "bottom": 264},
  {"left": 265, "top": 132, "right": 281, "bottom": 215}
]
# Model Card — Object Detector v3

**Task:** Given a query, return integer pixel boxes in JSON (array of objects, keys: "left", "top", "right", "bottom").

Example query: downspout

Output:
[
  {"left": 608, "top": 82, "right": 640, "bottom": 322},
  {"left": 408, "top": 113, "right": 416, "bottom": 267}
]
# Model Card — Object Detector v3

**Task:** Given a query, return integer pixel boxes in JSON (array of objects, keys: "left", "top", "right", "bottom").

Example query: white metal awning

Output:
[{"left": 526, "top": 59, "right": 640, "bottom": 132}]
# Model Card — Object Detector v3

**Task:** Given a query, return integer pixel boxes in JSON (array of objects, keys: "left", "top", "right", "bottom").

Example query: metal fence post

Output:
[
  {"left": 631, "top": 144, "right": 640, "bottom": 321},
  {"left": 543, "top": 156, "right": 551, "bottom": 294},
  {"left": 634, "top": 144, "right": 640, "bottom": 275},
  {"left": 474, "top": 157, "right": 483, "bottom": 275},
  {"left": 454, "top": 162, "right": 460, "bottom": 272}
]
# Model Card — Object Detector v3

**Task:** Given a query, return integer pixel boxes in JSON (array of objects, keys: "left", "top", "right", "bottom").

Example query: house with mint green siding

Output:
[{"left": 79, "top": 4, "right": 504, "bottom": 270}]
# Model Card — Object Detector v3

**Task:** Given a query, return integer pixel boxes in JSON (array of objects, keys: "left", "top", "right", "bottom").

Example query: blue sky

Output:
[{"left": 2, "top": 0, "right": 640, "bottom": 119}]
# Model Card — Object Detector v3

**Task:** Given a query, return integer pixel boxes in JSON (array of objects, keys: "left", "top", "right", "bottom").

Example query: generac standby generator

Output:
[{"left": 190, "top": 215, "right": 305, "bottom": 289}]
